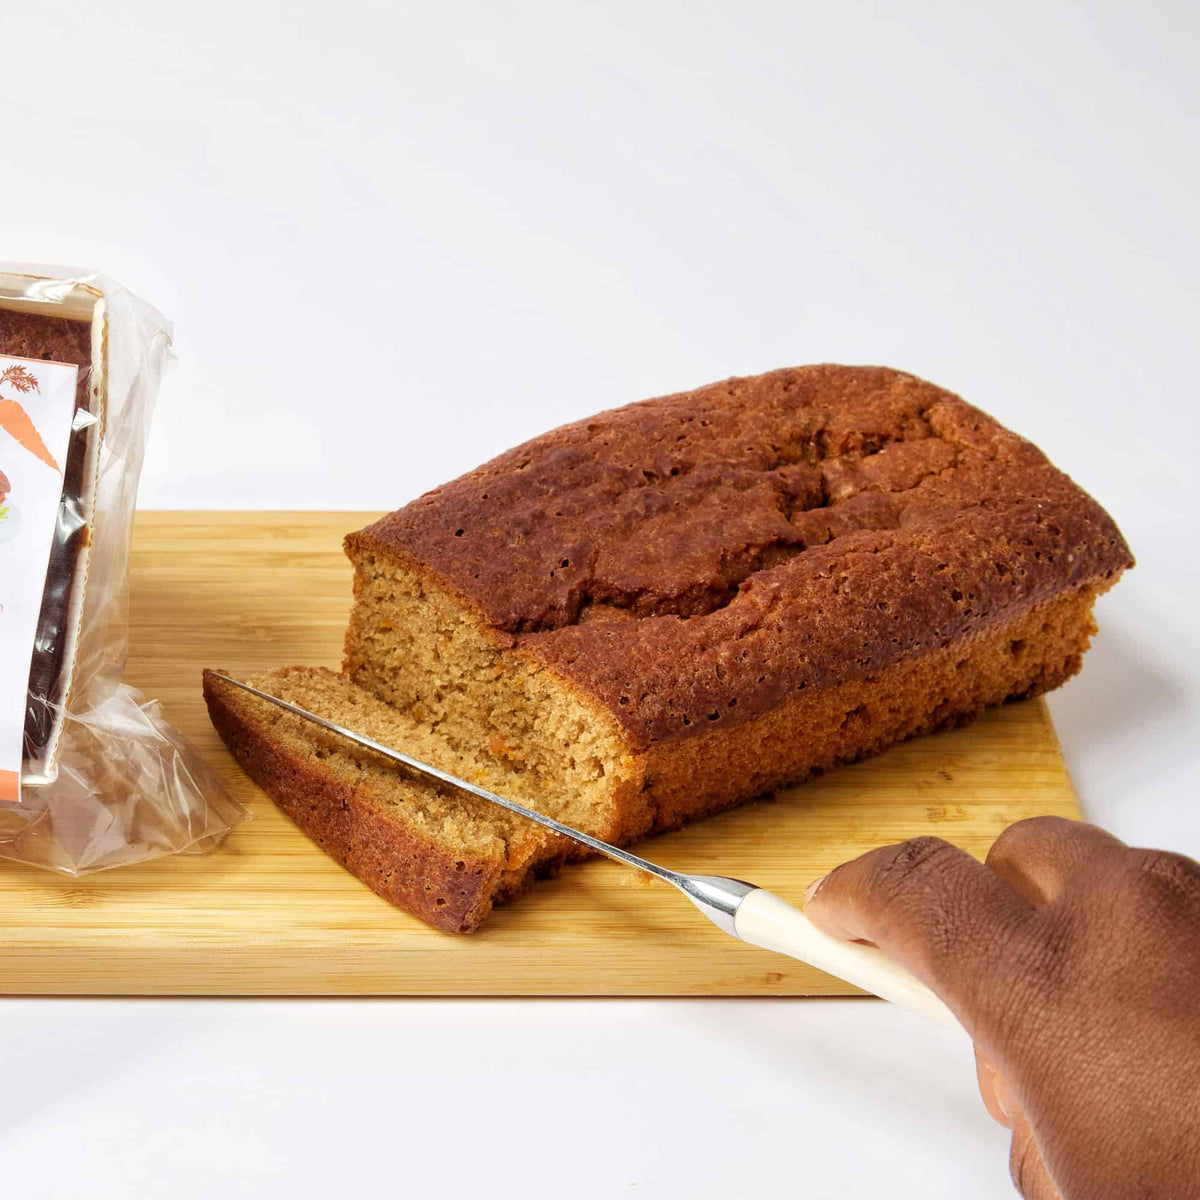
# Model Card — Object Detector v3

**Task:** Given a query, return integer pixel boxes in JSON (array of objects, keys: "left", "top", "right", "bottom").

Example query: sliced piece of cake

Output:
[{"left": 203, "top": 666, "right": 582, "bottom": 931}]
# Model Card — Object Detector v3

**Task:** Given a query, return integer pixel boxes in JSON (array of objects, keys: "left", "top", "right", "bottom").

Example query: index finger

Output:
[{"left": 805, "top": 836, "right": 1036, "bottom": 1036}]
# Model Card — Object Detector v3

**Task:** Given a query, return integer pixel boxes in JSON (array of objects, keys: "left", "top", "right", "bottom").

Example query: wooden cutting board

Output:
[{"left": 0, "top": 512, "right": 1081, "bottom": 996}]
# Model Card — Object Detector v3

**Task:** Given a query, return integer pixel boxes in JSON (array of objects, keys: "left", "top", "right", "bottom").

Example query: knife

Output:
[{"left": 214, "top": 673, "right": 961, "bottom": 1030}]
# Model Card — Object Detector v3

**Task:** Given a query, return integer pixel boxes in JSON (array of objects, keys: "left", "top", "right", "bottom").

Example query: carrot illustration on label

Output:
[{"left": 0, "top": 364, "right": 61, "bottom": 474}]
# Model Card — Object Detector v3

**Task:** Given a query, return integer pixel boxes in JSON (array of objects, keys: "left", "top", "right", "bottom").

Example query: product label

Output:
[{"left": 0, "top": 354, "right": 79, "bottom": 803}]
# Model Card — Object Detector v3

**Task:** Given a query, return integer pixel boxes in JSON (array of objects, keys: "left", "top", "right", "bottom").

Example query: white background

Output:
[{"left": 3, "top": 2, "right": 1197, "bottom": 1197}]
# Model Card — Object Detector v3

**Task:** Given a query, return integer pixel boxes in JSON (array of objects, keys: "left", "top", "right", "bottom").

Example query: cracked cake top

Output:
[{"left": 349, "top": 365, "right": 1132, "bottom": 746}]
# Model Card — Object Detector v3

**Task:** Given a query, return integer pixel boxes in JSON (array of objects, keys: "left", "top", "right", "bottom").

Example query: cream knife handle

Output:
[{"left": 733, "top": 887, "right": 963, "bottom": 1031}]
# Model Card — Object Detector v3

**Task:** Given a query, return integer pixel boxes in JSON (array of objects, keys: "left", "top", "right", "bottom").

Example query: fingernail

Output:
[
  {"left": 804, "top": 874, "right": 828, "bottom": 904},
  {"left": 993, "top": 1071, "right": 1021, "bottom": 1124}
]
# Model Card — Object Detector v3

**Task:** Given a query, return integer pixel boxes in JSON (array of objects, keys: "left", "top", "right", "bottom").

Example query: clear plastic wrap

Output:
[{"left": 0, "top": 264, "right": 248, "bottom": 874}]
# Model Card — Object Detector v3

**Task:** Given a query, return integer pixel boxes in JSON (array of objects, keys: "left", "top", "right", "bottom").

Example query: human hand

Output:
[{"left": 804, "top": 817, "right": 1200, "bottom": 1198}]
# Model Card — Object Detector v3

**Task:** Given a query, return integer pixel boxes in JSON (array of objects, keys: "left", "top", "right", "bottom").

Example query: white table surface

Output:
[{"left": 4, "top": 3, "right": 1197, "bottom": 1197}]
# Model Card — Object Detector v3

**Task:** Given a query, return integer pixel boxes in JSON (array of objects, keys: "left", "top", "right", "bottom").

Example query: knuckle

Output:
[
  {"left": 986, "top": 815, "right": 1071, "bottom": 870},
  {"left": 1121, "top": 849, "right": 1200, "bottom": 913},
  {"left": 869, "top": 836, "right": 957, "bottom": 900}
]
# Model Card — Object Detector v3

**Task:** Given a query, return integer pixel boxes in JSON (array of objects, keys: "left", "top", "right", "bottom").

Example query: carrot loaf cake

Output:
[{"left": 206, "top": 365, "right": 1132, "bottom": 930}]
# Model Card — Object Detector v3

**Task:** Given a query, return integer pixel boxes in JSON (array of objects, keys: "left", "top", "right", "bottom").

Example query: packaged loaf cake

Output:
[
  {"left": 0, "top": 290, "right": 99, "bottom": 796},
  {"left": 0, "top": 264, "right": 246, "bottom": 873},
  {"left": 206, "top": 365, "right": 1132, "bottom": 930}
]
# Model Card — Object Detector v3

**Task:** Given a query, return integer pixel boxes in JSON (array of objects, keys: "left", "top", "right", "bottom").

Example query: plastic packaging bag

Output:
[{"left": 0, "top": 263, "right": 248, "bottom": 874}]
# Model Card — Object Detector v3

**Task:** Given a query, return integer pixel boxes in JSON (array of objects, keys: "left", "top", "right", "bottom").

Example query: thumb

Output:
[
  {"left": 977, "top": 1051, "right": 1063, "bottom": 1199},
  {"left": 1008, "top": 1104, "right": 1063, "bottom": 1199},
  {"left": 979, "top": 1051, "right": 1065, "bottom": 1200}
]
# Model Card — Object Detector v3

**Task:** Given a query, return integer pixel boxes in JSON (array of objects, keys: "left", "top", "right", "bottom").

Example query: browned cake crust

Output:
[{"left": 348, "top": 366, "right": 1132, "bottom": 748}]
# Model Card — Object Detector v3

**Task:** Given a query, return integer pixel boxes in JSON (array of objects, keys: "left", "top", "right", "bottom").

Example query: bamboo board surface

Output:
[{"left": 0, "top": 512, "right": 1081, "bottom": 996}]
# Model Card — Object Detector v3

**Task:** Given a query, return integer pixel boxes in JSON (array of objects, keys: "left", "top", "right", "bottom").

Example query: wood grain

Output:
[{"left": 0, "top": 512, "right": 1081, "bottom": 996}]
